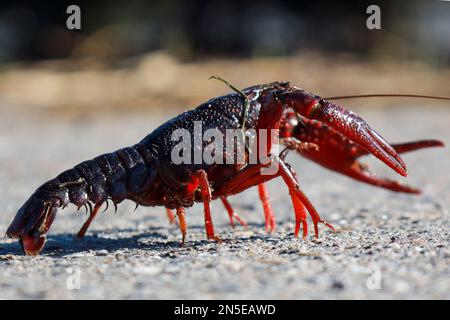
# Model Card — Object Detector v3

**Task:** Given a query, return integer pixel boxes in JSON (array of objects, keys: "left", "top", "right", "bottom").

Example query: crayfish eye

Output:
[
  {"left": 301, "top": 99, "right": 322, "bottom": 119},
  {"left": 309, "top": 100, "right": 323, "bottom": 117}
]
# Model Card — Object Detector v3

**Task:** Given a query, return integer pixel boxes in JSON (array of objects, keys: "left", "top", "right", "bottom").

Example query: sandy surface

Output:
[{"left": 0, "top": 105, "right": 449, "bottom": 299}]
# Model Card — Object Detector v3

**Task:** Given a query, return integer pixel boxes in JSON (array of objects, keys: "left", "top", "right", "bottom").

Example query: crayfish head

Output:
[{"left": 7, "top": 193, "right": 59, "bottom": 256}]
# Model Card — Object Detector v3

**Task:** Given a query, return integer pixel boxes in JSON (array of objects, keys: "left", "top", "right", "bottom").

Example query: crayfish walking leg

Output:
[
  {"left": 166, "top": 208, "right": 177, "bottom": 224},
  {"left": 257, "top": 184, "right": 276, "bottom": 233},
  {"left": 220, "top": 197, "right": 248, "bottom": 228},
  {"left": 277, "top": 158, "right": 334, "bottom": 238},
  {"left": 76, "top": 203, "right": 103, "bottom": 239},
  {"left": 193, "top": 170, "right": 221, "bottom": 241},
  {"left": 176, "top": 207, "right": 187, "bottom": 245}
]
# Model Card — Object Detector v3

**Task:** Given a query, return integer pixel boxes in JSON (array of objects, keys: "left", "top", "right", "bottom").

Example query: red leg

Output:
[
  {"left": 195, "top": 170, "right": 221, "bottom": 241},
  {"left": 213, "top": 164, "right": 279, "bottom": 233},
  {"left": 166, "top": 208, "right": 177, "bottom": 224},
  {"left": 214, "top": 155, "right": 332, "bottom": 238},
  {"left": 276, "top": 156, "right": 334, "bottom": 238},
  {"left": 290, "top": 189, "right": 308, "bottom": 238},
  {"left": 214, "top": 163, "right": 271, "bottom": 196},
  {"left": 176, "top": 207, "right": 187, "bottom": 245},
  {"left": 282, "top": 165, "right": 308, "bottom": 238},
  {"left": 257, "top": 184, "right": 276, "bottom": 232},
  {"left": 76, "top": 203, "right": 103, "bottom": 239},
  {"left": 220, "top": 197, "right": 248, "bottom": 228},
  {"left": 211, "top": 151, "right": 329, "bottom": 238},
  {"left": 280, "top": 137, "right": 319, "bottom": 154}
]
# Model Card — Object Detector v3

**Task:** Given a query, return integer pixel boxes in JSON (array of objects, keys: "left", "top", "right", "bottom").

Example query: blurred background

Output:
[
  {"left": 1, "top": 1, "right": 449, "bottom": 300},
  {"left": 0, "top": 0, "right": 448, "bottom": 113},
  {"left": 1, "top": 0, "right": 449, "bottom": 212}
]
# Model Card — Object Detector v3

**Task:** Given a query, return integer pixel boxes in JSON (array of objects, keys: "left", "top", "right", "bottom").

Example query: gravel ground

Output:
[{"left": 0, "top": 105, "right": 449, "bottom": 299}]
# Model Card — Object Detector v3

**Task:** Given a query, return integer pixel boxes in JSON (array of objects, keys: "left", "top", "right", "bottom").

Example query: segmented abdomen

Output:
[{"left": 38, "top": 142, "right": 157, "bottom": 209}]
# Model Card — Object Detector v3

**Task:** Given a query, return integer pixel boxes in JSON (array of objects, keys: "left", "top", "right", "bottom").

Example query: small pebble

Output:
[{"left": 96, "top": 249, "right": 109, "bottom": 256}]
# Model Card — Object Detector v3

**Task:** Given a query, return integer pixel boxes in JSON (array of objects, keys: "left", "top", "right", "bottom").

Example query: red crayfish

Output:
[{"left": 6, "top": 78, "right": 446, "bottom": 255}]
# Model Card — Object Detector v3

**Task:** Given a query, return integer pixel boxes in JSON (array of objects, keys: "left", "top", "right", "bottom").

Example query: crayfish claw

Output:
[
  {"left": 347, "top": 161, "right": 421, "bottom": 194},
  {"left": 285, "top": 89, "right": 408, "bottom": 177},
  {"left": 366, "top": 127, "right": 407, "bottom": 176}
]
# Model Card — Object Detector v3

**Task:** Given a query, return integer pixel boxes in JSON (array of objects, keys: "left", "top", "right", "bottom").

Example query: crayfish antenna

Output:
[{"left": 323, "top": 94, "right": 450, "bottom": 101}]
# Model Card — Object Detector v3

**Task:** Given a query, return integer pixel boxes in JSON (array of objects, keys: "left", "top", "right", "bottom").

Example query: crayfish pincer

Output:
[{"left": 6, "top": 80, "right": 446, "bottom": 255}]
